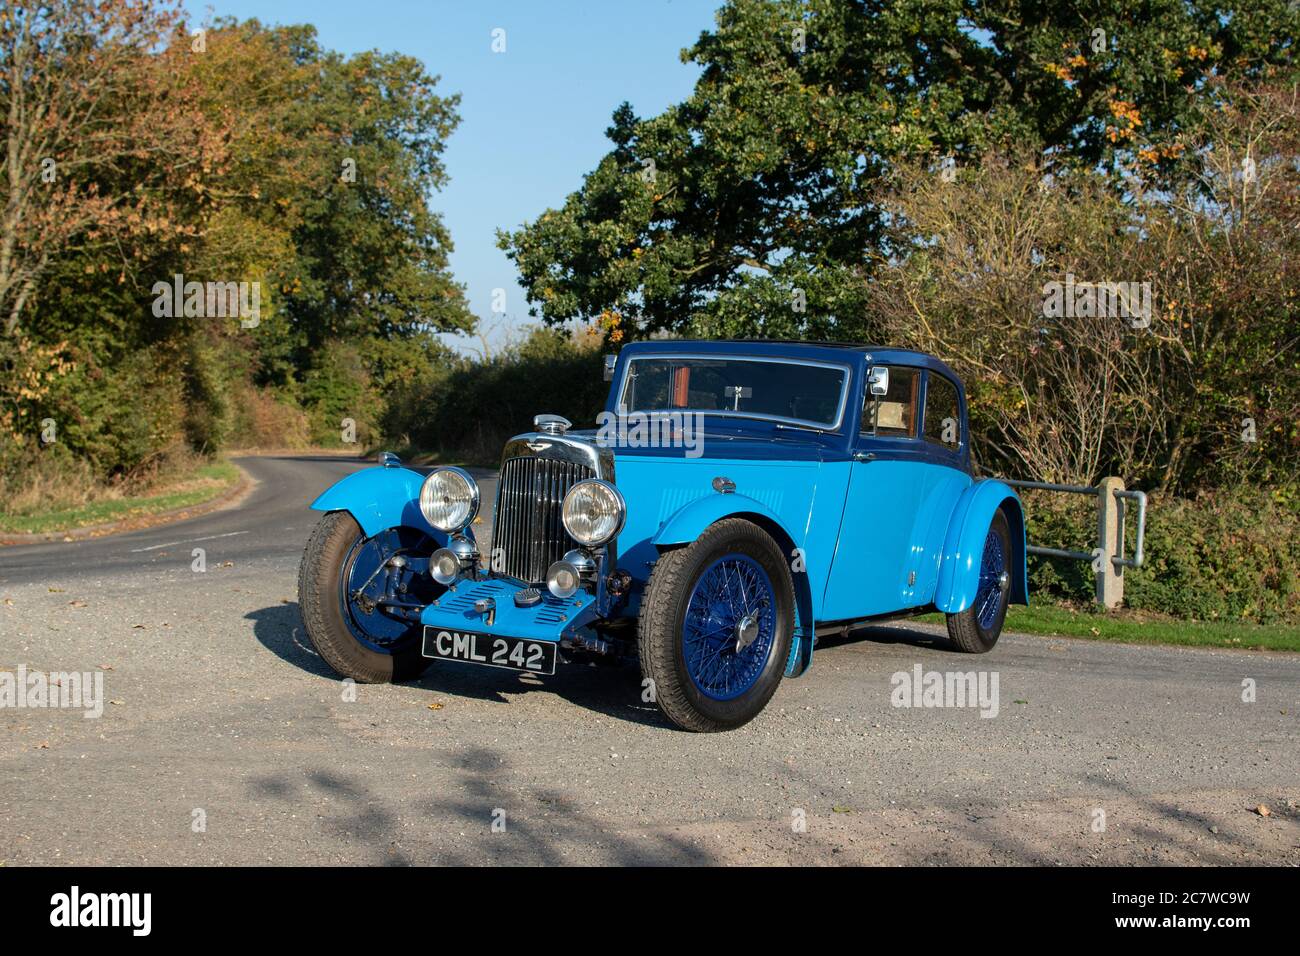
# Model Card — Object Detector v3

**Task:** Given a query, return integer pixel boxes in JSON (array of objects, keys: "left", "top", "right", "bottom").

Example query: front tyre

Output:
[
  {"left": 945, "top": 509, "right": 1011, "bottom": 653},
  {"left": 297, "top": 511, "right": 433, "bottom": 683},
  {"left": 639, "top": 518, "right": 794, "bottom": 732}
]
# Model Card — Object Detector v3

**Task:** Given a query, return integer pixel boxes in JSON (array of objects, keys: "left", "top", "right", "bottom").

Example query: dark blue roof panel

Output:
[{"left": 619, "top": 339, "right": 961, "bottom": 382}]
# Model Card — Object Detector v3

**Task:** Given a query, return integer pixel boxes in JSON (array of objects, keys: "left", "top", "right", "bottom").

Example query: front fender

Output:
[
  {"left": 310, "top": 465, "right": 446, "bottom": 542},
  {"left": 934, "top": 479, "right": 1029, "bottom": 614},
  {"left": 651, "top": 491, "right": 791, "bottom": 549},
  {"left": 651, "top": 492, "right": 816, "bottom": 680}
]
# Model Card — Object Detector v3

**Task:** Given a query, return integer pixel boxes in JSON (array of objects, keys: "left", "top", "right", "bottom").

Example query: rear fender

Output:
[{"left": 934, "top": 479, "right": 1029, "bottom": 614}]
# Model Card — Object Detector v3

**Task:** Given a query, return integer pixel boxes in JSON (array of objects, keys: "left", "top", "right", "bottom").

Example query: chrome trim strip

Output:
[{"left": 498, "top": 434, "right": 615, "bottom": 479}]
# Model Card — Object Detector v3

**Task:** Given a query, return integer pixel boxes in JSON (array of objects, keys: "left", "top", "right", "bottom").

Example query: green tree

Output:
[{"left": 501, "top": 0, "right": 1298, "bottom": 339}]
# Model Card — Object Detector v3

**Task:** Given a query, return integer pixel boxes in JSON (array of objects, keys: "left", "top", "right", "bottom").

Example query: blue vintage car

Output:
[{"left": 298, "top": 340, "right": 1028, "bottom": 731}]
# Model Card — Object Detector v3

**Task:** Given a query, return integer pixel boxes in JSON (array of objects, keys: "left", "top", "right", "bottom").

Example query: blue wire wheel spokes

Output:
[
  {"left": 975, "top": 525, "right": 1007, "bottom": 631},
  {"left": 682, "top": 553, "right": 778, "bottom": 701},
  {"left": 339, "top": 527, "right": 430, "bottom": 653}
]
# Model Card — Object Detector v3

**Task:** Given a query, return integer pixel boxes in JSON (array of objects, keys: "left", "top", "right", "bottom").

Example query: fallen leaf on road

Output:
[
  {"left": 427, "top": 702, "right": 444, "bottom": 711},
  {"left": 1254, "top": 805, "right": 1271, "bottom": 817},
  {"left": 36, "top": 742, "right": 49, "bottom": 749},
  {"left": 99, "top": 664, "right": 113, "bottom": 671},
  {"left": 68, "top": 600, "right": 87, "bottom": 608},
  {"left": 109, "top": 699, "right": 124, "bottom": 706},
  {"left": 3, "top": 598, "right": 13, "bottom": 607},
  {"left": 48, "top": 587, "right": 64, "bottom": 593},
  {"left": 131, "top": 624, "right": 147, "bottom": 629},
  {"left": 832, "top": 806, "right": 853, "bottom": 813}
]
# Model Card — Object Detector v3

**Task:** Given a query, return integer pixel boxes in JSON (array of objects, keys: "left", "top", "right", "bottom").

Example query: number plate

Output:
[{"left": 421, "top": 627, "right": 557, "bottom": 675}]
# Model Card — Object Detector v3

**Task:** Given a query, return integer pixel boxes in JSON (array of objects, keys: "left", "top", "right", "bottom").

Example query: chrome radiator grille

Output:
[{"left": 493, "top": 456, "right": 594, "bottom": 583}]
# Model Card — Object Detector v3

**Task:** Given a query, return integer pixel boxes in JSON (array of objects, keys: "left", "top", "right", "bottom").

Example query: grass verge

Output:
[
  {"left": 917, "top": 604, "right": 1300, "bottom": 652},
  {"left": 0, "top": 460, "right": 242, "bottom": 535}
]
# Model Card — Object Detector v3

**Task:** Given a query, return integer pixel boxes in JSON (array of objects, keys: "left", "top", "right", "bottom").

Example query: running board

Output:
[{"left": 813, "top": 605, "right": 936, "bottom": 639}]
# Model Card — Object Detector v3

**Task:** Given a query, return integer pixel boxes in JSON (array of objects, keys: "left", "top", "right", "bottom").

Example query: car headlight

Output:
[
  {"left": 561, "top": 479, "right": 625, "bottom": 547},
  {"left": 419, "top": 467, "right": 479, "bottom": 532}
]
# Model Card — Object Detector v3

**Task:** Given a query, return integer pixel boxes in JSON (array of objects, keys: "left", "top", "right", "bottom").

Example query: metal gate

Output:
[{"left": 1002, "top": 477, "right": 1147, "bottom": 608}]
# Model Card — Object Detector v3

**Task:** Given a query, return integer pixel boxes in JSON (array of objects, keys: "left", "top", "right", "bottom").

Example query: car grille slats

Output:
[{"left": 494, "top": 456, "right": 593, "bottom": 583}]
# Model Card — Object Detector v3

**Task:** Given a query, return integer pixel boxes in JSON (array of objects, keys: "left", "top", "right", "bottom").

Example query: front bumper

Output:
[{"left": 419, "top": 577, "right": 599, "bottom": 643}]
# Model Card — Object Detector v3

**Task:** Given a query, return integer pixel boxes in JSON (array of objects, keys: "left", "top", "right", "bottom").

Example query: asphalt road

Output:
[{"left": 1, "top": 454, "right": 1296, "bottom": 865}]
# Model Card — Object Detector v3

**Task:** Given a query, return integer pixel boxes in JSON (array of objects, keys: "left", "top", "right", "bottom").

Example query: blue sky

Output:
[{"left": 188, "top": 0, "right": 722, "bottom": 354}]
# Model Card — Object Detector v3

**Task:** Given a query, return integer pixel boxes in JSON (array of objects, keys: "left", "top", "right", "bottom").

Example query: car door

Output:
[
  {"left": 903, "top": 371, "right": 973, "bottom": 606},
  {"left": 820, "top": 364, "right": 927, "bottom": 620}
]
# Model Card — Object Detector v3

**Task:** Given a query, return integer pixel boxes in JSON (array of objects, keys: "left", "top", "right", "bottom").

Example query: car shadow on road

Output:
[
  {"left": 246, "top": 602, "right": 339, "bottom": 679},
  {"left": 815, "top": 621, "right": 959, "bottom": 654},
  {"left": 246, "top": 602, "right": 669, "bottom": 729}
]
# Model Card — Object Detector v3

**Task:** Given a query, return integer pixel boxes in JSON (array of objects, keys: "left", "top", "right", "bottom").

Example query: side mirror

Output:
[
  {"left": 603, "top": 354, "right": 617, "bottom": 382},
  {"left": 867, "top": 366, "right": 890, "bottom": 396}
]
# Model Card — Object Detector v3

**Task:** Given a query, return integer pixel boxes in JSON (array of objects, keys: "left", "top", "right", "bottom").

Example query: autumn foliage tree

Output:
[
  {"left": 1, "top": 2, "right": 472, "bottom": 482},
  {"left": 0, "top": 0, "right": 220, "bottom": 337},
  {"left": 863, "top": 78, "right": 1300, "bottom": 494}
]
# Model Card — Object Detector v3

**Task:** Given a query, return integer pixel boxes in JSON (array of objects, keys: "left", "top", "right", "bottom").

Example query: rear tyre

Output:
[
  {"left": 297, "top": 511, "right": 433, "bottom": 683},
  {"left": 639, "top": 518, "right": 794, "bottom": 732},
  {"left": 945, "top": 509, "right": 1011, "bottom": 654}
]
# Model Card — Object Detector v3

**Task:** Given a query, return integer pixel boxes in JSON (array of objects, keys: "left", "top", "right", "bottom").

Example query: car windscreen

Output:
[{"left": 618, "top": 356, "right": 848, "bottom": 428}]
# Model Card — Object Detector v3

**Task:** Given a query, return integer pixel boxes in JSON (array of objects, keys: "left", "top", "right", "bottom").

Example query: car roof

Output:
[{"left": 619, "top": 338, "right": 962, "bottom": 381}]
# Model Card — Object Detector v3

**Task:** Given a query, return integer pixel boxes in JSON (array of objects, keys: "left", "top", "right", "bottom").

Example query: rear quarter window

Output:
[{"left": 923, "top": 374, "right": 961, "bottom": 449}]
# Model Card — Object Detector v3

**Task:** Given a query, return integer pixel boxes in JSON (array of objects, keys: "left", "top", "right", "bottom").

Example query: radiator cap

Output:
[{"left": 534, "top": 414, "right": 571, "bottom": 436}]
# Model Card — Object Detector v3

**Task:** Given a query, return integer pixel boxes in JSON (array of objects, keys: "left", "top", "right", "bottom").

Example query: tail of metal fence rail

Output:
[{"left": 1002, "top": 477, "right": 1148, "bottom": 609}]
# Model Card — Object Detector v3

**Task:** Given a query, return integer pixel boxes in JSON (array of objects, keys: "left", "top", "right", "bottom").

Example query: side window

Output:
[
  {"left": 923, "top": 374, "right": 961, "bottom": 449},
  {"left": 861, "top": 366, "right": 919, "bottom": 438}
]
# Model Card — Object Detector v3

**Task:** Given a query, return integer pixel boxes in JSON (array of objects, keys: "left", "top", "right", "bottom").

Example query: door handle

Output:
[{"left": 853, "top": 451, "right": 876, "bottom": 462}]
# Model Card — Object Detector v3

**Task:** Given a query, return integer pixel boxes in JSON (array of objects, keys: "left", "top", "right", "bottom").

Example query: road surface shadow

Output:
[
  {"left": 247, "top": 602, "right": 668, "bottom": 729},
  {"left": 244, "top": 750, "right": 717, "bottom": 865}
]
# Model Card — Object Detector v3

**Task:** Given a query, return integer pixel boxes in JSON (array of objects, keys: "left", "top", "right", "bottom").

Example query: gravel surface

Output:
[{"left": 1, "top": 454, "right": 1296, "bottom": 865}]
